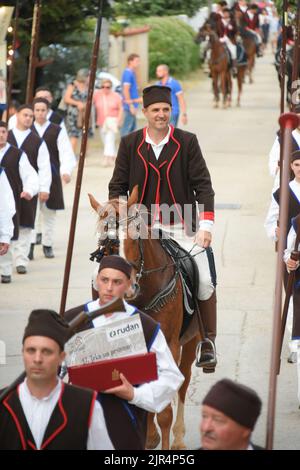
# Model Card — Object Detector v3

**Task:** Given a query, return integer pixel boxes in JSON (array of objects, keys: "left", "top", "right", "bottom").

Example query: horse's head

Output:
[
  {"left": 195, "top": 20, "right": 213, "bottom": 44},
  {"left": 88, "top": 186, "right": 149, "bottom": 299}
]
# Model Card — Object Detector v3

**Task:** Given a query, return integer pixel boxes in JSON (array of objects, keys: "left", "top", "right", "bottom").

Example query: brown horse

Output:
[
  {"left": 88, "top": 187, "right": 202, "bottom": 450},
  {"left": 196, "top": 22, "right": 232, "bottom": 108},
  {"left": 234, "top": 9, "right": 257, "bottom": 84}
]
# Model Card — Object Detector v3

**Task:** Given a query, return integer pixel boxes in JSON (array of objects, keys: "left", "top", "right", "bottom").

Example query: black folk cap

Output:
[
  {"left": 202, "top": 378, "right": 262, "bottom": 430},
  {"left": 143, "top": 85, "right": 172, "bottom": 108},
  {"left": 98, "top": 255, "right": 132, "bottom": 279},
  {"left": 291, "top": 149, "right": 300, "bottom": 162},
  {"left": 23, "top": 310, "right": 70, "bottom": 350}
]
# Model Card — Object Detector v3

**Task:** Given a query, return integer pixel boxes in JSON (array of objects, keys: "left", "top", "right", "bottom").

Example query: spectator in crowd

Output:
[
  {"left": 259, "top": 8, "right": 270, "bottom": 51},
  {"left": 64, "top": 69, "right": 89, "bottom": 152},
  {"left": 93, "top": 79, "right": 123, "bottom": 167},
  {"left": 156, "top": 64, "right": 187, "bottom": 127},
  {"left": 120, "top": 54, "right": 142, "bottom": 137},
  {"left": 269, "top": 8, "right": 280, "bottom": 53}
]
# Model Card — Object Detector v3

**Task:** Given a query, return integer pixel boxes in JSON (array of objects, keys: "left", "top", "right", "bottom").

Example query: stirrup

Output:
[{"left": 195, "top": 338, "right": 217, "bottom": 368}]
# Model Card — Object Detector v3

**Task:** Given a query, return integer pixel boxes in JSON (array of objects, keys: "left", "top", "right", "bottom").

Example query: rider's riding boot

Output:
[
  {"left": 232, "top": 60, "right": 238, "bottom": 78},
  {"left": 196, "top": 290, "right": 217, "bottom": 373}
]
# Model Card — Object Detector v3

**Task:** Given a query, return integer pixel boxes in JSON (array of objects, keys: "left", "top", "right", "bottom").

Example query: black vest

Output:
[
  {"left": 0, "top": 144, "right": 23, "bottom": 239},
  {"left": 0, "top": 383, "right": 96, "bottom": 450},
  {"left": 273, "top": 184, "right": 300, "bottom": 239},
  {"left": 50, "top": 110, "right": 64, "bottom": 126},
  {"left": 32, "top": 123, "right": 64, "bottom": 210},
  {"left": 291, "top": 214, "right": 300, "bottom": 338},
  {"left": 8, "top": 130, "right": 42, "bottom": 229},
  {"left": 64, "top": 305, "right": 160, "bottom": 450}
]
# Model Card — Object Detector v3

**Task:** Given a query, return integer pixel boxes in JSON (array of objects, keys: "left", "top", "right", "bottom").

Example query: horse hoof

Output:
[
  {"left": 146, "top": 432, "right": 161, "bottom": 449},
  {"left": 171, "top": 442, "right": 187, "bottom": 450},
  {"left": 236, "top": 102, "right": 240, "bottom": 107}
]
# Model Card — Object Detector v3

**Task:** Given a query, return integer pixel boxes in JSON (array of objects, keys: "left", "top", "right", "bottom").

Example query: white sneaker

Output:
[{"left": 287, "top": 352, "right": 297, "bottom": 363}]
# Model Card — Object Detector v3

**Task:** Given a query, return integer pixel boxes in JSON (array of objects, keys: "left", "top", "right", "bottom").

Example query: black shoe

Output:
[
  {"left": 16, "top": 265, "right": 27, "bottom": 274},
  {"left": 43, "top": 245, "right": 54, "bottom": 258},
  {"left": 28, "top": 243, "right": 35, "bottom": 261},
  {"left": 196, "top": 340, "right": 217, "bottom": 371},
  {"left": 36, "top": 233, "right": 42, "bottom": 245},
  {"left": 1, "top": 275, "right": 11, "bottom": 283}
]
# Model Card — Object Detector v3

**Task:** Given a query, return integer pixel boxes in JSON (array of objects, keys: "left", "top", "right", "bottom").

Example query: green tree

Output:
[
  {"left": 113, "top": 0, "right": 207, "bottom": 18},
  {"left": 132, "top": 17, "right": 200, "bottom": 78},
  {"left": 4, "top": 1, "right": 111, "bottom": 100},
  {"left": 4, "top": 0, "right": 112, "bottom": 48}
]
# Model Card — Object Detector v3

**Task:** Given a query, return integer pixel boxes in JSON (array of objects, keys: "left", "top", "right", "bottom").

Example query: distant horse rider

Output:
[{"left": 214, "top": 7, "right": 239, "bottom": 77}]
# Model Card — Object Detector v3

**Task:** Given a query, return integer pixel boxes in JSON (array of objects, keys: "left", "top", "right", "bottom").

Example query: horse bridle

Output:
[{"left": 90, "top": 210, "right": 146, "bottom": 294}]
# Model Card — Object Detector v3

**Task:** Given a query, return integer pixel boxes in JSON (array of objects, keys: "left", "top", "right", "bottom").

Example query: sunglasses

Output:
[{"left": 102, "top": 85, "right": 111, "bottom": 89}]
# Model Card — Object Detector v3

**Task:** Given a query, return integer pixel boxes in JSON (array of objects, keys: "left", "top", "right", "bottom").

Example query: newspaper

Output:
[{"left": 65, "top": 314, "right": 147, "bottom": 367}]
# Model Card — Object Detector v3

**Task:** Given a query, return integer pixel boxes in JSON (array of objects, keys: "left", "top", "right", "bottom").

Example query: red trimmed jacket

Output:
[
  {"left": 0, "top": 382, "right": 96, "bottom": 450},
  {"left": 109, "top": 126, "right": 215, "bottom": 236}
]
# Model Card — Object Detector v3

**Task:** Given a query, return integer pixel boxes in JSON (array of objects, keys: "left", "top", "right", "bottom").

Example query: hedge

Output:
[{"left": 131, "top": 17, "right": 200, "bottom": 78}]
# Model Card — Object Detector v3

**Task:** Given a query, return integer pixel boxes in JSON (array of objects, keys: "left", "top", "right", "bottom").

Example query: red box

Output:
[{"left": 68, "top": 352, "right": 157, "bottom": 391}]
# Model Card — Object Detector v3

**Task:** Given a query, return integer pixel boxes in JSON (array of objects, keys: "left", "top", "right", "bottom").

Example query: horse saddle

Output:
[
  {"left": 237, "top": 43, "right": 247, "bottom": 65},
  {"left": 157, "top": 230, "right": 199, "bottom": 337}
]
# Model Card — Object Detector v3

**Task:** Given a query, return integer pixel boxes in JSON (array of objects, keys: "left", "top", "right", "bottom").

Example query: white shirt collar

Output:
[
  {"left": 21, "top": 377, "right": 62, "bottom": 402},
  {"left": 34, "top": 120, "right": 51, "bottom": 133},
  {"left": 90, "top": 299, "right": 137, "bottom": 328},
  {"left": 14, "top": 127, "right": 31, "bottom": 135},
  {"left": 145, "top": 126, "right": 171, "bottom": 148}
]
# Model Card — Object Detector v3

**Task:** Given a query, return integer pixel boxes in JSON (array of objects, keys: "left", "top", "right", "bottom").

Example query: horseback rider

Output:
[
  {"left": 108, "top": 85, "right": 217, "bottom": 372},
  {"left": 216, "top": 7, "right": 239, "bottom": 77},
  {"left": 244, "top": 3, "right": 264, "bottom": 57}
]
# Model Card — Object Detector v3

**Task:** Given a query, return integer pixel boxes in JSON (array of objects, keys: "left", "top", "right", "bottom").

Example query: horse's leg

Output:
[
  {"left": 172, "top": 334, "right": 201, "bottom": 450},
  {"left": 227, "top": 71, "right": 232, "bottom": 107},
  {"left": 147, "top": 336, "right": 181, "bottom": 450},
  {"left": 249, "top": 53, "right": 255, "bottom": 84},
  {"left": 146, "top": 413, "right": 160, "bottom": 449},
  {"left": 212, "top": 72, "right": 219, "bottom": 107},
  {"left": 237, "top": 68, "right": 242, "bottom": 107},
  {"left": 157, "top": 404, "right": 173, "bottom": 450},
  {"left": 220, "top": 71, "right": 227, "bottom": 108}
]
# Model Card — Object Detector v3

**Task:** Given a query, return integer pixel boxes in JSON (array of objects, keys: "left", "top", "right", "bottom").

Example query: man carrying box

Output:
[
  {"left": 65, "top": 255, "right": 184, "bottom": 450},
  {"left": 0, "top": 309, "right": 114, "bottom": 450}
]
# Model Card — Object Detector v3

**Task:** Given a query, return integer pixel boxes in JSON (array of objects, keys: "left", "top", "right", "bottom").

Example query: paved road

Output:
[{"left": 1, "top": 49, "right": 298, "bottom": 449}]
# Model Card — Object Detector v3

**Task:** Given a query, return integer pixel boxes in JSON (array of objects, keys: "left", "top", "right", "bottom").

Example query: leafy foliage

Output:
[
  {"left": 113, "top": 0, "right": 206, "bottom": 18},
  {"left": 131, "top": 16, "right": 200, "bottom": 78}
]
